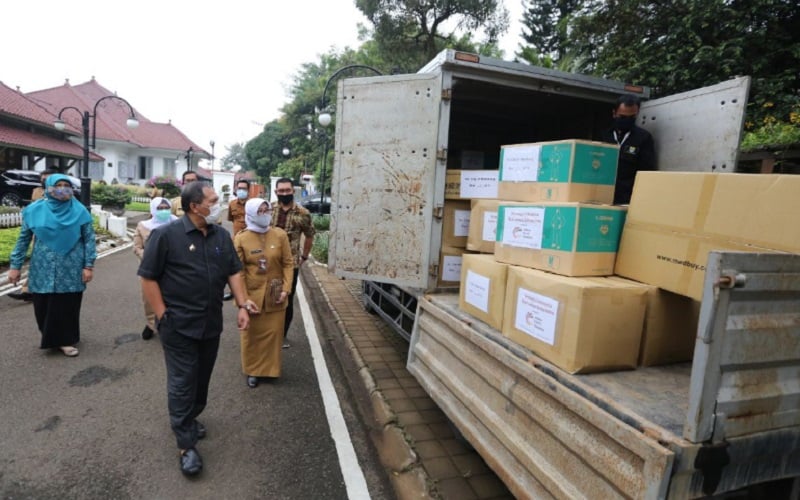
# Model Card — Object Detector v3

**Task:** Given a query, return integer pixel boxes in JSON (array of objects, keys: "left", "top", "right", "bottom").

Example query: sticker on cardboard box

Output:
[
  {"left": 441, "top": 255, "right": 462, "bottom": 282},
  {"left": 482, "top": 211, "right": 497, "bottom": 242},
  {"left": 459, "top": 170, "right": 498, "bottom": 198},
  {"left": 501, "top": 145, "right": 541, "bottom": 181},
  {"left": 465, "top": 270, "right": 490, "bottom": 313},
  {"left": 500, "top": 207, "right": 545, "bottom": 249},
  {"left": 454, "top": 209, "right": 470, "bottom": 237},
  {"left": 514, "top": 287, "right": 559, "bottom": 345}
]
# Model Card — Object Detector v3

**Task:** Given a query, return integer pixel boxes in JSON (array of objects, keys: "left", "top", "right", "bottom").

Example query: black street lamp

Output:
[
  {"left": 209, "top": 140, "right": 215, "bottom": 170},
  {"left": 54, "top": 95, "right": 139, "bottom": 207},
  {"left": 317, "top": 65, "right": 383, "bottom": 213},
  {"left": 185, "top": 147, "right": 194, "bottom": 171}
]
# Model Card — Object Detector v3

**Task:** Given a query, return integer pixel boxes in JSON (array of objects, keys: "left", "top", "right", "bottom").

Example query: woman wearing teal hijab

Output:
[{"left": 7, "top": 173, "right": 97, "bottom": 357}]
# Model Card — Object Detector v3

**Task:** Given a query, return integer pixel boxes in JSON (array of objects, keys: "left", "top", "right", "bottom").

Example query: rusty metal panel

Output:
[
  {"left": 639, "top": 76, "right": 749, "bottom": 173},
  {"left": 408, "top": 295, "right": 674, "bottom": 499},
  {"left": 329, "top": 73, "right": 443, "bottom": 289},
  {"left": 685, "top": 252, "right": 800, "bottom": 443}
]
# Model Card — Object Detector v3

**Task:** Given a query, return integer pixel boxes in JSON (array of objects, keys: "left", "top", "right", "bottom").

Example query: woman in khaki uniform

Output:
[
  {"left": 234, "top": 198, "right": 294, "bottom": 388},
  {"left": 133, "top": 197, "right": 177, "bottom": 339}
]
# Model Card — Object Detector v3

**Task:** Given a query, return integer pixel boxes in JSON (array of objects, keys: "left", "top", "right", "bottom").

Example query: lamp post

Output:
[
  {"left": 210, "top": 140, "right": 215, "bottom": 170},
  {"left": 54, "top": 95, "right": 139, "bottom": 207},
  {"left": 317, "top": 65, "right": 383, "bottom": 212},
  {"left": 185, "top": 147, "right": 194, "bottom": 171}
]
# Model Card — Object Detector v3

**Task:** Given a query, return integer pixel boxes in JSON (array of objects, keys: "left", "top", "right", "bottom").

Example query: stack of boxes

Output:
[{"left": 454, "top": 139, "right": 704, "bottom": 374}]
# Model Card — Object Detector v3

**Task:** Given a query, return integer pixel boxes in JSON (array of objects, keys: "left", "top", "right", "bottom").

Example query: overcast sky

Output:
[{"left": 3, "top": 1, "right": 524, "bottom": 160}]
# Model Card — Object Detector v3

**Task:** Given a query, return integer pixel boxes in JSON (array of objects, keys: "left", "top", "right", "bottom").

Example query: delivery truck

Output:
[{"left": 326, "top": 50, "right": 799, "bottom": 498}]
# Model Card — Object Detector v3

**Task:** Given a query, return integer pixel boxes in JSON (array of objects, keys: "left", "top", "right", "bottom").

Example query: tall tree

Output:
[
  {"left": 566, "top": 0, "right": 800, "bottom": 123},
  {"left": 221, "top": 143, "right": 248, "bottom": 171},
  {"left": 355, "top": 0, "right": 509, "bottom": 71},
  {"left": 518, "top": 0, "right": 584, "bottom": 65}
]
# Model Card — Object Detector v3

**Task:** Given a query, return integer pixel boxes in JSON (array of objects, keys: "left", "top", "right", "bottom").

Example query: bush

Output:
[
  {"left": 312, "top": 214, "right": 330, "bottom": 231},
  {"left": 311, "top": 231, "right": 329, "bottom": 264},
  {"left": 146, "top": 175, "right": 182, "bottom": 198},
  {"left": 91, "top": 184, "right": 132, "bottom": 207},
  {"left": 0, "top": 226, "right": 22, "bottom": 266}
]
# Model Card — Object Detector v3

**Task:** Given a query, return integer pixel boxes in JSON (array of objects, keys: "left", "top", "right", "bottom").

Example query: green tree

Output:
[
  {"left": 221, "top": 143, "right": 248, "bottom": 171},
  {"left": 518, "top": 0, "right": 584, "bottom": 65},
  {"left": 566, "top": 0, "right": 800, "bottom": 126},
  {"left": 355, "top": 0, "right": 509, "bottom": 71}
]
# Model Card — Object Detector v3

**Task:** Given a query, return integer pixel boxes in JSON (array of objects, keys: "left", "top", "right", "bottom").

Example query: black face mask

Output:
[
  {"left": 613, "top": 116, "right": 636, "bottom": 132},
  {"left": 277, "top": 194, "right": 294, "bottom": 205}
]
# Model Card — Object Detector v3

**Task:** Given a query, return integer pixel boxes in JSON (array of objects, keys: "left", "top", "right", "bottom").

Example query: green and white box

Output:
[
  {"left": 498, "top": 140, "right": 619, "bottom": 204},
  {"left": 494, "top": 202, "right": 627, "bottom": 276}
]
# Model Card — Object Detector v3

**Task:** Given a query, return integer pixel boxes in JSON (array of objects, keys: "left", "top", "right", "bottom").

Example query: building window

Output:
[
  {"left": 138, "top": 156, "right": 153, "bottom": 180},
  {"left": 163, "top": 157, "right": 176, "bottom": 178},
  {"left": 118, "top": 160, "right": 134, "bottom": 182}
]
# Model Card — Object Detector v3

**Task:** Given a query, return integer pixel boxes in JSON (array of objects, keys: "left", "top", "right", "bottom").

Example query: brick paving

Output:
[{"left": 306, "top": 263, "right": 513, "bottom": 500}]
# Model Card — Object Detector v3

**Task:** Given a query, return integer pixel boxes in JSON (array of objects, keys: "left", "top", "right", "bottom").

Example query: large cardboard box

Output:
[
  {"left": 498, "top": 140, "right": 619, "bottom": 204},
  {"left": 442, "top": 200, "right": 471, "bottom": 248},
  {"left": 503, "top": 267, "right": 647, "bottom": 374},
  {"left": 466, "top": 200, "right": 530, "bottom": 253},
  {"left": 615, "top": 172, "right": 800, "bottom": 300},
  {"left": 445, "top": 170, "right": 499, "bottom": 200},
  {"left": 608, "top": 276, "right": 701, "bottom": 366},
  {"left": 494, "top": 203, "right": 627, "bottom": 276},
  {"left": 438, "top": 246, "right": 477, "bottom": 288},
  {"left": 458, "top": 254, "right": 509, "bottom": 331}
]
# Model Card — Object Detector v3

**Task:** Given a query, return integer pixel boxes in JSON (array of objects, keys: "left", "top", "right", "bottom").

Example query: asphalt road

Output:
[{"left": 0, "top": 240, "right": 393, "bottom": 499}]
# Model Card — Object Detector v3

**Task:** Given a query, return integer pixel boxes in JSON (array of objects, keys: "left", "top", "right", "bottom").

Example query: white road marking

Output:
[{"left": 297, "top": 279, "right": 371, "bottom": 500}]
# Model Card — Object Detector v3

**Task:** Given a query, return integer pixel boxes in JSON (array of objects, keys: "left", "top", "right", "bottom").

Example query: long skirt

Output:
[
  {"left": 32, "top": 292, "right": 83, "bottom": 349},
  {"left": 240, "top": 309, "right": 285, "bottom": 378}
]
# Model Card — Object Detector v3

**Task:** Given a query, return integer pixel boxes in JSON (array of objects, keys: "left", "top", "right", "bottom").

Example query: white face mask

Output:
[
  {"left": 203, "top": 203, "right": 222, "bottom": 224},
  {"left": 251, "top": 213, "right": 272, "bottom": 228}
]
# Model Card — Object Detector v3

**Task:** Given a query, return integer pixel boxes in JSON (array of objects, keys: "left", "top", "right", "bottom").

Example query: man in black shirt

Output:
[
  {"left": 138, "top": 181, "right": 251, "bottom": 477},
  {"left": 603, "top": 94, "right": 656, "bottom": 205}
]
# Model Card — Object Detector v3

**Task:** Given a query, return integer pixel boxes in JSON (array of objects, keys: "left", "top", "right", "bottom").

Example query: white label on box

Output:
[
  {"left": 482, "top": 211, "right": 498, "bottom": 242},
  {"left": 500, "top": 207, "right": 545, "bottom": 249},
  {"left": 465, "top": 270, "right": 490, "bottom": 312},
  {"left": 514, "top": 287, "right": 559, "bottom": 345},
  {"left": 501, "top": 145, "right": 540, "bottom": 182},
  {"left": 441, "top": 255, "right": 462, "bottom": 282},
  {"left": 454, "top": 209, "right": 471, "bottom": 237},
  {"left": 460, "top": 170, "right": 499, "bottom": 198}
]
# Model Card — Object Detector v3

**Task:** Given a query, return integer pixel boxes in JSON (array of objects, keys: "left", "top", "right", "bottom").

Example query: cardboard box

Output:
[
  {"left": 608, "top": 276, "right": 701, "bottom": 366},
  {"left": 458, "top": 254, "right": 509, "bottom": 331},
  {"left": 503, "top": 267, "right": 647, "bottom": 374},
  {"left": 494, "top": 203, "right": 627, "bottom": 276},
  {"left": 442, "top": 200, "right": 471, "bottom": 248},
  {"left": 445, "top": 170, "right": 499, "bottom": 200},
  {"left": 438, "top": 246, "right": 476, "bottom": 288},
  {"left": 498, "top": 140, "right": 619, "bottom": 204},
  {"left": 615, "top": 172, "right": 800, "bottom": 300}
]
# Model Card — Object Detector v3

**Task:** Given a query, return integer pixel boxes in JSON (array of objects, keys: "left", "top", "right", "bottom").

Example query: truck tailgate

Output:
[{"left": 408, "top": 294, "right": 675, "bottom": 499}]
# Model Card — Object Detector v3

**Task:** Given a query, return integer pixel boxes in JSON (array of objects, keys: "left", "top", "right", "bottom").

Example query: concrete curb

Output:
[{"left": 304, "top": 260, "right": 433, "bottom": 499}]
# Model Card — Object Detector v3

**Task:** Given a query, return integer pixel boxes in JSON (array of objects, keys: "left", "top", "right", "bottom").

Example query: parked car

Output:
[
  {"left": 0, "top": 170, "right": 81, "bottom": 207},
  {"left": 299, "top": 194, "right": 331, "bottom": 214}
]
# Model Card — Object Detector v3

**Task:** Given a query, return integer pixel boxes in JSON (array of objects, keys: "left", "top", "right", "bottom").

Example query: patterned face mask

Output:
[{"left": 49, "top": 186, "right": 73, "bottom": 201}]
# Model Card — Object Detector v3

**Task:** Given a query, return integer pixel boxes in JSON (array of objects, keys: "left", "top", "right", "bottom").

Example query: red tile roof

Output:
[
  {"left": 0, "top": 123, "right": 103, "bottom": 160},
  {"left": 26, "top": 78, "right": 208, "bottom": 155},
  {"left": 0, "top": 81, "right": 101, "bottom": 159}
]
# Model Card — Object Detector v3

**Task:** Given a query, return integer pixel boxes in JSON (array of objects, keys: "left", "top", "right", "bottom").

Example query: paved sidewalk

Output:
[{"left": 305, "top": 263, "right": 513, "bottom": 500}]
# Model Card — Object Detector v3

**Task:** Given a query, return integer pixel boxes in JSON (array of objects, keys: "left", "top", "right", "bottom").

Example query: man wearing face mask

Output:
[
  {"left": 602, "top": 94, "right": 656, "bottom": 205},
  {"left": 138, "top": 181, "right": 250, "bottom": 477},
  {"left": 271, "top": 178, "right": 314, "bottom": 349},
  {"left": 226, "top": 178, "right": 250, "bottom": 236}
]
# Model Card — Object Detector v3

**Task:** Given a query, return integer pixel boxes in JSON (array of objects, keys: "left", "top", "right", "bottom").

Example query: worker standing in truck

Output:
[{"left": 603, "top": 94, "right": 656, "bottom": 205}]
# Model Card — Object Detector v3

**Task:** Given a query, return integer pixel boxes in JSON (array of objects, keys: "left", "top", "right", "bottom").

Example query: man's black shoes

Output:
[
  {"left": 196, "top": 420, "right": 207, "bottom": 440},
  {"left": 180, "top": 448, "right": 203, "bottom": 476},
  {"left": 222, "top": 292, "right": 234, "bottom": 301},
  {"left": 247, "top": 376, "right": 258, "bottom": 388},
  {"left": 8, "top": 292, "right": 33, "bottom": 302},
  {"left": 141, "top": 326, "right": 154, "bottom": 340}
]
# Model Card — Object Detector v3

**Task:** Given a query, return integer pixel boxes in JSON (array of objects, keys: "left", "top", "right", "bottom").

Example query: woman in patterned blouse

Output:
[{"left": 7, "top": 174, "right": 96, "bottom": 357}]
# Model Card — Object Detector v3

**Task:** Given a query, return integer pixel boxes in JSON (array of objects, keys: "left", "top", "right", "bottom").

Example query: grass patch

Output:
[
  {"left": 311, "top": 231, "right": 329, "bottom": 264},
  {"left": 0, "top": 227, "right": 22, "bottom": 266},
  {"left": 126, "top": 201, "right": 150, "bottom": 212}
]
